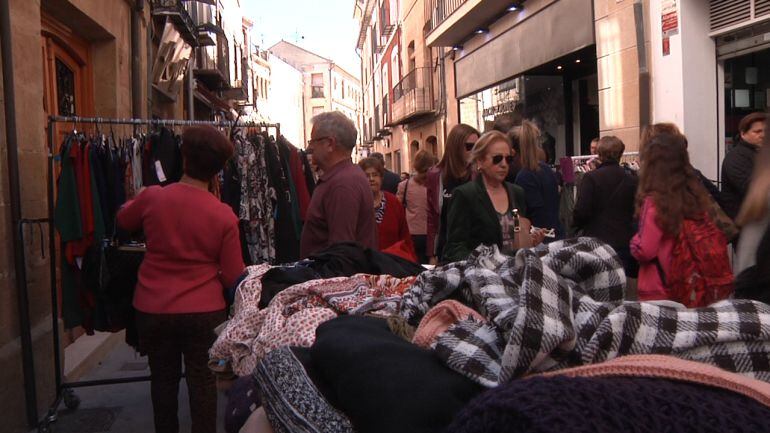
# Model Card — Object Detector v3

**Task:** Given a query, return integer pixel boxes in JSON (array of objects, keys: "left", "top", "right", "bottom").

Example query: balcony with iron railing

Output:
[
  {"left": 195, "top": 32, "right": 231, "bottom": 89},
  {"left": 424, "top": 0, "right": 524, "bottom": 47},
  {"left": 389, "top": 67, "right": 437, "bottom": 125},
  {"left": 222, "top": 57, "right": 249, "bottom": 101},
  {"left": 186, "top": 1, "right": 224, "bottom": 46},
  {"left": 151, "top": 0, "right": 198, "bottom": 45}
]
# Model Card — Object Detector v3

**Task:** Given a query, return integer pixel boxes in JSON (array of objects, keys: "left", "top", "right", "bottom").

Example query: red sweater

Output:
[
  {"left": 379, "top": 192, "right": 417, "bottom": 261},
  {"left": 117, "top": 183, "right": 245, "bottom": 314}
]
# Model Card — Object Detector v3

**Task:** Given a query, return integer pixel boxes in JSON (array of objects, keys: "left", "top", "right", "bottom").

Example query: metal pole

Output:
[
  {"left": 1, "top": 0, "right": 39, "bottom": 427},
  {"left": 47, "top": 120, "right": 62, "bottom": 399}
]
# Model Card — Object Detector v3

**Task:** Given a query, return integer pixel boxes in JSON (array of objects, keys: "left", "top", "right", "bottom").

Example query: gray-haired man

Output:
[{"left": 300, "top": 111, "right": 377, "bottom": 258}]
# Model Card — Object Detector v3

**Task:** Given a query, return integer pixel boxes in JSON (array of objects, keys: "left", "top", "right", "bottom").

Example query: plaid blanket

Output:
[{"left": 400, "top": 238, "right": 770, "bottom": 387}]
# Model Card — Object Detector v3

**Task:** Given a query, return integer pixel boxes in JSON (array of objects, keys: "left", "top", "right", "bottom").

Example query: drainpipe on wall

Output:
[
  {"left": 634, "top": 0, "right": 650, "bottom": 131},
  {"left": 131, "top": 0, "right": 144, "bottom": 118},
  {"left": 187, "top": 50, "right": 195, "bottom": 120},
  {"left": 1, "top": 0, "right": 39, "bottom": 428}
]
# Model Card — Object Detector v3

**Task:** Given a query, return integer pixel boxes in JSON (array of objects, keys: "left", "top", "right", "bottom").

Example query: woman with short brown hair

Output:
[
  {"left": 118, "top": 125, "right": 245, "bottom": 433},
  {"left": 359, "top": 157, "right": 417, "bottom": 261}
]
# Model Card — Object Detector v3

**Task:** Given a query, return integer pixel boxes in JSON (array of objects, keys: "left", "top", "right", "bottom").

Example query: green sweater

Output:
[{"left": 442, "top": 176, "right": 528, "bottom": 263}]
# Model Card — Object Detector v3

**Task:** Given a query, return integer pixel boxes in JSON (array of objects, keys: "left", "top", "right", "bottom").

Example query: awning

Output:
[{"left": 454, "top": 0, "right": 594, "bottom": 98}]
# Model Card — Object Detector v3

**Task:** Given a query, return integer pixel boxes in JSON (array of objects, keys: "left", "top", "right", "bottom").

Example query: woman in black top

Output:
[
  {"left": 573, "top": 136, "right": 638, "bottom": 275},
  {"left": 443, "top": 131, "right": 546, "bottom": 263}
]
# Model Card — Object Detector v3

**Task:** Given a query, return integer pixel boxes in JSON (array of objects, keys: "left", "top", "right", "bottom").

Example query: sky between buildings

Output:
[{"left": 244, "top": 0, "right": 362, "bottom": 79}]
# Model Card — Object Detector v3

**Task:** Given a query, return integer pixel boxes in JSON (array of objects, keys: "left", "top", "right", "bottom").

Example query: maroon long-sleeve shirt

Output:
[{"left": 300, "top": 159, "right": 377, "bottom": 258}]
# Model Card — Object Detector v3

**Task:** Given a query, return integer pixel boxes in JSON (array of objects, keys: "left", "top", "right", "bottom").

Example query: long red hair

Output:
[{"left": 635, "top": 132, "right": 711, "bottom": 235}]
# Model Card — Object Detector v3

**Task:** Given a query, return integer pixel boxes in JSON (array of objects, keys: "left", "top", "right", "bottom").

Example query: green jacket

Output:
[{"left": 442, "top": 175, "right": 528, "bottom": 263}]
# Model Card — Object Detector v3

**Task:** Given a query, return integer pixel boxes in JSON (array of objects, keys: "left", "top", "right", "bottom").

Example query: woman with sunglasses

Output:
[
  {"left": 443, "top": 131, "right": 546, "bottom": 263},
  {"left": 513, "top": 120, "right": 564, "bottom": 241},
  {"left": 426, "top": 123, "right": 480, "bottom": 264}
]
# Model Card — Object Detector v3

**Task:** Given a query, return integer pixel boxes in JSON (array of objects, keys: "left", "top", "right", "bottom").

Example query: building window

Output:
[
  {"left": 312, "top": 106, "right": 324, "bottom": 116},
  {"left": 56, "top": 58, "right": 76, "bottom": 116},
  {"left": 311, "top": 73, "right": 325, "bottom": 98}
]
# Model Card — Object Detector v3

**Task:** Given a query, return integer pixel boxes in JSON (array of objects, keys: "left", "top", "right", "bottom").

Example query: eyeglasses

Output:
[
  {"left": 465, "top": 142, "right": 476, "bottom": 151},
  {"left": 307, "top": 136, "right": 331, "bottom": 146},
  {"left": 491, "top": 155, "right": 515, "bottom": 165}
]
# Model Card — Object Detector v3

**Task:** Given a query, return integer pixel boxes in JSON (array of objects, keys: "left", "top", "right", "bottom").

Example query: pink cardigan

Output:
[{"left": 630, "top": 197, "right": 675, "bottom": 301}]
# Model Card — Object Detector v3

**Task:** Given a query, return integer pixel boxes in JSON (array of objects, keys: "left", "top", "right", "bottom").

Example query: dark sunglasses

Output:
[
  {"left": 465, "top": 142, "right": 475, "bottom": 151},
  {"left": 492, "top": 155, "right": 515, "bottom": 165}
]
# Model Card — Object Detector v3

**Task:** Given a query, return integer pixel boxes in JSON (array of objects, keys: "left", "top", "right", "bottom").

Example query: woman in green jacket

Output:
[{"left": 443, "top": 131, "right": 546, "bottom": 263}]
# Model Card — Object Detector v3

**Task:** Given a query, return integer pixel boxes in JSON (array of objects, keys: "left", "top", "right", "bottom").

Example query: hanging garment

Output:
[
  {"left": 287, "top": 144, "right": 311, "bottom": 221},
  {"left": 237, "top": 135, "right": 276, "bottom": 264},
  {"left": 265, "top": 137, "right": 299, "bottom": 264}
]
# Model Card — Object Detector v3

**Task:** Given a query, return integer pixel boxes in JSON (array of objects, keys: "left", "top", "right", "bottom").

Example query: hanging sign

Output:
[{"left": 661, "top": 0, "right": 678, "bottom": 56}]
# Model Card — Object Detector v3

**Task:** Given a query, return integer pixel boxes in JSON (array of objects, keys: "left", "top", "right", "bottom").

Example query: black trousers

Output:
[
  {"left": 412, "top": 234, "right": 428, "bottom": 264},
  {"left": 136, "top": 310, "right": 226, "bottom": 433}
]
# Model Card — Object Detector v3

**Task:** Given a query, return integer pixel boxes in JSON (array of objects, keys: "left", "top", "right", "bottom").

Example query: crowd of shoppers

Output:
[{"left": 116, "top": 109, "right": 770, "bottom": 431}]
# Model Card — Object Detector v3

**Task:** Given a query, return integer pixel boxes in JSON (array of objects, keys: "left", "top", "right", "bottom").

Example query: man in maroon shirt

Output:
[{"left": 300, "top": 111, "right": 377, "bottom": 257}]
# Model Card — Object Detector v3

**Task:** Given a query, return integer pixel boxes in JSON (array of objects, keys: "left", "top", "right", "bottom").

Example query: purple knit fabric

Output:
[{"left": 446, "top": 375, "right": 770, "bottom": 433}]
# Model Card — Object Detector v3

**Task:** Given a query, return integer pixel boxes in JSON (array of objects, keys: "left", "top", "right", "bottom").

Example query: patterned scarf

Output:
[{"left": 374, "top": 192, "right": 386, "bottom": 224}]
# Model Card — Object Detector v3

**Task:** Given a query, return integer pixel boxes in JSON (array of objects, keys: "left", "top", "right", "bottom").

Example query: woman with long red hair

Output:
[{"left": 630, "top": 132, "right": 727, "bottom": 301}]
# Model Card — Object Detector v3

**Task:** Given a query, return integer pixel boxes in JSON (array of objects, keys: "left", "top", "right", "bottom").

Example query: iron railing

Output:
[
  {"left": 151, "top": 0, "right": 198, "bottom": 45},
  {"left": 391, "top": 67, "right": 436, "bottom": 123},
  {"left": 424, "top": 0, "right": 467, "bottom": 33}
]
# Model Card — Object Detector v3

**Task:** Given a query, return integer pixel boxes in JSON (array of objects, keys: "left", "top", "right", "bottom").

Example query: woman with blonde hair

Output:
[
  {"left": 443, "top": 131, "right": 545, "bottom": 262},
  {"left": 734, "top": 123, "right": 770, "bottom": 303},
  {"left": 426, "top": 124, "right": 480, "bottom": 264},
  {"left": 397, "top": 150, "right": 435, "bottom": 264},
  {"left": 513, "top": 120, "right": 563, "bottom": 240}
]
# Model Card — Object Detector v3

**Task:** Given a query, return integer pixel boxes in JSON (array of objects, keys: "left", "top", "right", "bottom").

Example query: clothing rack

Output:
[
  {"left": 571, "top": 151, "right": 640, "bottom": 162},
  {"left": 26, "top": 115, "right": 280, "bottom": 432}
]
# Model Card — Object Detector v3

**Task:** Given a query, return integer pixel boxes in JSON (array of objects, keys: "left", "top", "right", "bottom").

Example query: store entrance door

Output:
[
  {"left": 40, "top": 13, "right": 94, "bottom": 345},
  {"left": 41, "top": 13, "right": 94, "bottom": 145}
]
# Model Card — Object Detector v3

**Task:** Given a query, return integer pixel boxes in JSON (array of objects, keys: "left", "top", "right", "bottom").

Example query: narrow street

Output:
[{"left": 34, "top": 343, "right": 227, "bottom": 433}]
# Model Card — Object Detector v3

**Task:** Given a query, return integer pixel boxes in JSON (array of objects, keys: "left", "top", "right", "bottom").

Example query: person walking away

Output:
[
  {"left": 734, "top": 125, "right": 770, "bottom": 304},
  {"left": 573, "top": 136, "right": 638, "bottom": 277},
  {"left": 443, "top": 131, "right": 546, "bottom": 262},
  {"left": 370, "top": 151, "right": 401, "bottom": 194},
  {"left": 426, "top": 124, "right": 480, "bottom": 265},
  {"left": 359, "top": 157, "right": 417, "bottom": 262},
  {"left": 397, "top": 150, "right": 434, "bottom": 264},
  {"left": 642, "top": 123, "right": 725, "bottom": 210},
  {"left": 117, "top": 125, "right": 245, "bottom": 433},
  {"left": 722, "top": 112, "right": 766, "bottom": 219},
  {"left": 300, "top": 111, "right": 377, "bottom": 258},
  {"left": 514, "top": 121, "right": 564, "bottom": 240},
  {"left": 631, "top": 133, "right": 733, "bottom": 305}
]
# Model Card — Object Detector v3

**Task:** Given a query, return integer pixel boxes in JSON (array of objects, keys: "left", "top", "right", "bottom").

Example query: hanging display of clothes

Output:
[
  {"left": 224, "top": 132, "right": 315, "bottom": 266},
  {"left": 54, "top": 126, "right": 184, "bottom": 332}
]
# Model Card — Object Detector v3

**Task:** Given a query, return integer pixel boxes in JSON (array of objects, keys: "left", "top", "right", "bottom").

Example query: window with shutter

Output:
[
  {"left": 757, "top": 0, "right": 770, "bottom": 17},
  {"left": 710, "top": 0, "right": 751, "bottom": 32}
]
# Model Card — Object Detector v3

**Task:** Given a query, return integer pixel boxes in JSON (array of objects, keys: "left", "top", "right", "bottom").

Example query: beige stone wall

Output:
[
  {"left": 594, "top": 0, "right": 651, "bottom": 150},
  {"left": 0, "top": 1, "right": 149, "bottom": 431}
]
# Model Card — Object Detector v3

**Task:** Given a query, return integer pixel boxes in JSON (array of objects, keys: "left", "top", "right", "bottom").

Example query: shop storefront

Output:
[
  {"left": 459, "top": 45, "right": 599, "bottom": 158},
  {"left": 451, "top": 0, "right": 597, "bottom": 160},
  {"left": 716, "top": 19, "right": 770, "bottom": 151}
]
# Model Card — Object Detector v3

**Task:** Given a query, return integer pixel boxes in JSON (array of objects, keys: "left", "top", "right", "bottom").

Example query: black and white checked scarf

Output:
[{"left": 400, "top": 238, "right": 770, "bottom": 387}]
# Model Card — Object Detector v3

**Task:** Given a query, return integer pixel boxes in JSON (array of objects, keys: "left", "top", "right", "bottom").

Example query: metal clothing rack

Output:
[{"left": 29, "top": 115, "right": 280, "bottom": 432}]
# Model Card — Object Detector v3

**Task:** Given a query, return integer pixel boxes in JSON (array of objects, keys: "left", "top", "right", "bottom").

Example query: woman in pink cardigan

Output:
[{"left": 631, "top": 132, "right": 713, "bottom": 301}]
